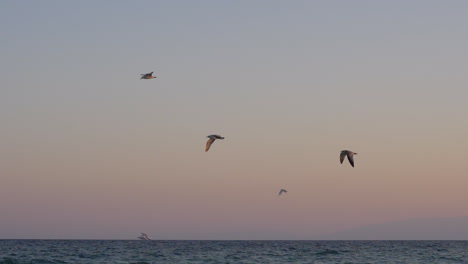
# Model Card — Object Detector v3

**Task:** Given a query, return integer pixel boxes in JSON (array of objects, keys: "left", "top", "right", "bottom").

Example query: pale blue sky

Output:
[{"left": 1, "top": 1, "right": 467, "bottom": 239}]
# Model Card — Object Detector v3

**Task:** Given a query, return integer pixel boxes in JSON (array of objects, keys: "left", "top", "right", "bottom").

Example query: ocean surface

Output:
[{"left": 0, "top": 240, "right": 466, "bottom": 264}]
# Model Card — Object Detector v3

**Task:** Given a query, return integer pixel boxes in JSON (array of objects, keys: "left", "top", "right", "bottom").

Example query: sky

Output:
[{"left": 1, "top": 0, "right": 467, "bottom": 239}]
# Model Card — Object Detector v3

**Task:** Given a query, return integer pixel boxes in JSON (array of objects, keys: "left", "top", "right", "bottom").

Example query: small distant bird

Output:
[
  {"left": 278, "top": 189, "right": 287, "bottom": 196},
  {"left": 140, "top": 72, "right": 156, "bottom": 79},
  {"left": 340, "top": 150, "right": 357, "bottom": 167},
  {"left": 137, "top": 233, "right": 151, "bottom": 240},
  {"left": 205, "top": 134, "right": 224, "bottom": 152}
]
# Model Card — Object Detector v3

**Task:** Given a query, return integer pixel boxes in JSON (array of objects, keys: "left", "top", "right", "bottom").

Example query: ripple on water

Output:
[{"left": 0, "top": 240, "right": 467, "bottom": 264}]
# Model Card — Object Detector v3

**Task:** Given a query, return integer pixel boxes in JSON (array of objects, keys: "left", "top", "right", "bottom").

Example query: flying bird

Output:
[
  {"left": 140, "top": 72, "right": 156, "bottom": 79},
  {"left": 340, "top": 150, "right": 357, "bottom": 167},
  {"left": 205, "top": 134, "right": 224, "bottom": 152},
  {"left": 278, "top": 189, "right": 287, "bottom": 196},
  {"left": 137, "top": 233, "right": 151, "bottom": 240}
]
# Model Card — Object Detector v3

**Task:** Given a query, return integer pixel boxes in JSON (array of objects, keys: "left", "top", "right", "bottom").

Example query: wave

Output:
[
  {"left": 314, "top": 249, "right": 341, "bottom": 256},
  {"left": 0, "top": 257, "right": 68, "bottom": 264}
]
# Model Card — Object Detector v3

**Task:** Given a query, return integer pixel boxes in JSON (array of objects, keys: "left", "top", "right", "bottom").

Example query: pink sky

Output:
[{"left": 1, "top": 1, "right": 468, "bottom": 239}]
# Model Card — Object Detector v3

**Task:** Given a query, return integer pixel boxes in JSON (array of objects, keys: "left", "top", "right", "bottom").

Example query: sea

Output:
[{"left": 0, "top": 240, "right": 466, "bottom": 264}]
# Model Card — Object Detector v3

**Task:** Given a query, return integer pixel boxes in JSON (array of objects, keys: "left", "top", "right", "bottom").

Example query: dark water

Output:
[{"left": 0, "top": 240, "right": 466, "bottom": 264}]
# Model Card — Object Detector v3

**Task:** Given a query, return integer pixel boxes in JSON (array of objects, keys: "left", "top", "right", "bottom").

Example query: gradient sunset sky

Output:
[{"left": 1, "top": 0, "right": 467, "bottom": 239}]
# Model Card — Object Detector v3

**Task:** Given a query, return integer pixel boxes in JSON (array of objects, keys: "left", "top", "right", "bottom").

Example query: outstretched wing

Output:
[
  {"left": 347, "top": 153, "right": 355, "bottom": 167},
  {"left": 205, "top": 138, "right": 215, "bottom": 152},
  {"left": 340, "top": 151, "right": 346, "bottom": 164}
]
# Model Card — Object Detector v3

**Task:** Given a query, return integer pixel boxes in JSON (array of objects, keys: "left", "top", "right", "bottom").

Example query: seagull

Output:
[
  {"left": 140, "top": 72, "right": 156, "bottom": 79},
  {"left": 137, "top": 232, "right": 151, "bottom": 240},
  {"left": 205, "top": 134, "right": 224, "bottom": 152},
  {"left": 340, "top": 150, "right": 357, "bottom": 167},
  {"left": 278, "top": 189, "right": 287, "bottom": 196}
]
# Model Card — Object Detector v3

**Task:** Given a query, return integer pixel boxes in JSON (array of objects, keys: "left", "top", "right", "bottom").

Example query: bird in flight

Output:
[
  {"left": 340, "top": 150, "right": 357, "bottom": 167},
  {"left": 140, "top": 72, "right": 157, "bottom": 79},
  {"left": 278, "top": 189, "right": 287, "bottom": 196},
  {"left": 205, "top": 134, "right": 224, "bottom": 152}
]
